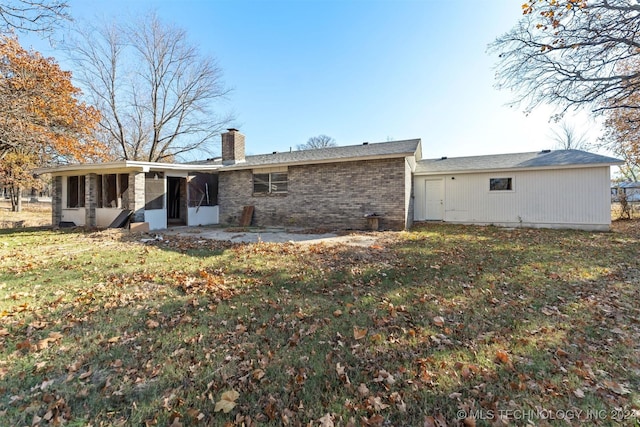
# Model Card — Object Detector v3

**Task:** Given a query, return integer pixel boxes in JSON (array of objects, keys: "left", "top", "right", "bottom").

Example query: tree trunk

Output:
[{"left": 10, "top": 185, "right": 22, "bottom": 212}]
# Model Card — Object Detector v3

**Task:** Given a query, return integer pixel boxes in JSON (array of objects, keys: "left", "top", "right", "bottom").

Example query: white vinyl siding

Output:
[{"left": 414, "top": 167, "right": 612, "bottom": 230}]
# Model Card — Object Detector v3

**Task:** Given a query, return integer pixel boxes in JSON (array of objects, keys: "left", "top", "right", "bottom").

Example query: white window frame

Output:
[
  {"left": 489, "top": 177, "right": 514, "bottom": 192},
  {"left": 253, "top": 168, "right": 288, "bottom": 195}
]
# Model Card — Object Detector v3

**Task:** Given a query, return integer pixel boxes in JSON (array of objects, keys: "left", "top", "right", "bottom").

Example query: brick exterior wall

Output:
[
  {"left": 218, "top": 158, "right": 410, "bottom": 230},
  {"left": 85, "top": 174, "right": 97, "bottom": 227},
  {"left": 52, "top": 176, "right": 62, "bottom": 227},
  {"left": 128, "top": 172, "right": 146, "bottom": 222}
]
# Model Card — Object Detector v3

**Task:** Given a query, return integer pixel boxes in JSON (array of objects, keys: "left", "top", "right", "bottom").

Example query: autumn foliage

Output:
[
  {"left": 0, "top": 34, "right": 102, "bottom": 161},
  {"left": 0, "top": 34, "right": 103, "bottom": 210},
  {"left": 522, "top": 0, "right": 588, "bottom": 30}
]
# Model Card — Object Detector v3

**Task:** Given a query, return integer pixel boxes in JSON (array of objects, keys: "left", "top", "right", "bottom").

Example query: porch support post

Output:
[
  {"left": 129, "top": 172, "right": 146, "bottom": 222},
  {"left": 52, "top": 176, "right": 62, "bottom": 227},
  {"left": 85, "top": 173, "right": 98, "bottom": 228}
]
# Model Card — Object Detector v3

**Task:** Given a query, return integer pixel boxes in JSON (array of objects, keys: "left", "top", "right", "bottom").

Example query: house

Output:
[
  {"left": 41, "top": 129, "right": 622, "bottom": 232},
  {"left": 414, "top": 150, "right": 622, "bottom": 231},
  {"left": 612, "top": 181, "right": 640, "bottom": 202}
]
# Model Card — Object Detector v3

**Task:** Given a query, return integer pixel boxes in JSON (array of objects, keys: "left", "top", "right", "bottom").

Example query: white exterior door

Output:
[{"left": 425, "top": 178, "right": 444, "bottom": 220}]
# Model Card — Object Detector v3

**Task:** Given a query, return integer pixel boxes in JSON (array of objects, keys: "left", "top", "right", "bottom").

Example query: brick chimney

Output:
[{"left": 221, "top": 128, "right": 245, "bottom": 165}]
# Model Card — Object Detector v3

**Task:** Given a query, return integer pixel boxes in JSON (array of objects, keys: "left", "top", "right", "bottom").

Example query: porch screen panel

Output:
[
  {"left": 188, "top": 173, "right": 218, "bottom": 207},
  {"left": 145, "top": 172, "right": 164, "bottom": 210},
  {"left": 104, "top": 174, "right": 117, "bottom": 207},
  {"left": 66, "top": 175, "right": 85, "bottom": 208}
]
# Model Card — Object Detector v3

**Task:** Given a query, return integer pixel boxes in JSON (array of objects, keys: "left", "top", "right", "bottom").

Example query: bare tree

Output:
[
  {"left": 65, "top": 12, "right": 233, "bottom": 162},
  {"left": 297, "top": 134, "right": 337, "bottom": 150},
  {"left": 0, "top": 0, "right": 69, "bottom": 35},
  {"left": 549, "top": 121, "right": 590, "bottom": 150},
  {"left": 489, "top": 1, "right": 640, "bottom": 118}
]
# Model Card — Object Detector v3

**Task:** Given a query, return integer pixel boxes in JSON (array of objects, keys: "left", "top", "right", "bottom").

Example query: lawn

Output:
[
  {"left": 0, "top": 200, "right": 52, "bottom": 229},
  {"left": 1, "top": 221, "right": 639, "bottom": 426}
]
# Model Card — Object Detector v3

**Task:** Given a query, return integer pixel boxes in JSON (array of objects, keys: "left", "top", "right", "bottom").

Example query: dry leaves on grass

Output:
[{"left": 214, "top": 390, "right": 240, "bottom": 414}]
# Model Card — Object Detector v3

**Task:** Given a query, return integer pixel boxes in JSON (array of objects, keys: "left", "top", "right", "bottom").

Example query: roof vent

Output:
[
  {"left": 541, "top": 149, "right": 551, "bottom": 153},
  {"left": 363, "top": 142, "right": 369, "bottom": 145},
  {"left": 272, "top": 151, "right": 277, "bottom": 154},
  {"left": 441, "top": 156, "right": 448, "bottom": 160}
]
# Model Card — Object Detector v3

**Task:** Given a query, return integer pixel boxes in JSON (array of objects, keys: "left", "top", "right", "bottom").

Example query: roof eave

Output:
[
  {"left": 414, "top": 161, "right": 624, "bottom": 176},
  {"left": 35, "top": 161, "right": 223, "bottom": 175},
  {"left": 219, "top": 152, "right": 418, "bottom": 171}
]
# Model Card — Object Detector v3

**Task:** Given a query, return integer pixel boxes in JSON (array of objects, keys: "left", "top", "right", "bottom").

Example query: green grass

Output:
[{"left": 1, "top": 222, "right": 639, "bottom": 426}]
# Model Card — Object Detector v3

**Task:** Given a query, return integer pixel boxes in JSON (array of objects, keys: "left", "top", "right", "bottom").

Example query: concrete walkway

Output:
[{"left": 161, "top": 226, "right": 382, "bottom": 246}]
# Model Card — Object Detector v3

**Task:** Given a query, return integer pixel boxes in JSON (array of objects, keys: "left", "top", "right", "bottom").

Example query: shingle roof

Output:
[
  {"left": 197, "top": 139, "right": 421, "bottom": 169},
  {"left": 415, "top": 149, "right": 623, "bottom": 174},
  {"left": 616, "top": 181, "right": 640, "bottom": 189}
]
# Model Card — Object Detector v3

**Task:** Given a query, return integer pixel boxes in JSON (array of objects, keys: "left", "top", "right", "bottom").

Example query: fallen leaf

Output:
[
  {"left": 462, "top": 417, "right": 476, "bottom": 426},
  {"left": 336, "top": 363, "right": 351, "bottom": 385},
  {"left": 460, "top": 365, "right": 471, "bottom": 379},
  {"left": 358, "top": 383, "right": 370, "bottom": 396},
  {"left": 433, "top": 413, "right": 448, "bottom": 426},
  {"left": 30, "top": 321, "right": 47, "bottom": 330},
  {"left": 353, "top": 326, "right": 368, "bottom": 340},
  {"left": 495, "top": 350, "right": 510, "bottom": 364},
  {"left": 368, "top": 395, "right": 389, "bottom": 411},
  {"left": 573, "top": 388, "right": 585, "bottom": 398},
  {"left": 317, "top": 413, "right": 334, "bottom": 427},
  {"left": 186, "top": 407, "right": 205, "bottom": 421},
  {"left": 146, "top": 319, "right": 159, "bottom": 329},
  {"left": 366, "top": 414, "right": 384, "bottom": 426},
  {"left": 333, "top": 309, "right": 343, "bottom": 317},
  {"left": 214, "top": 390, "right": 239, "bottom": 413},
  {"left": 252, "top": 369, "right": 265, "bottom": 380},
  {"left": 603, "top": 380, "right": 631, "bottom": 395},
  {"left": 16, "top": 339, "right": 32, "bottom": 352},
  {"left": 48, "top": 331, "right": 63, "bottom": 341},
  {"left": 68, "top": 360, "right": 82, "bottom": 372},
  {"left": 288, "top": 332, "right": 300, "bottom": 346},
  {"left": 433, "top": 316, "right": 445, "bottom": 327}
]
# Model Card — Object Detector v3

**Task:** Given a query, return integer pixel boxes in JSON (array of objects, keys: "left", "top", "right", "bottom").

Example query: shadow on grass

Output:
[{"left": 1, "top": 222, "right": 639, "bottom": 425}]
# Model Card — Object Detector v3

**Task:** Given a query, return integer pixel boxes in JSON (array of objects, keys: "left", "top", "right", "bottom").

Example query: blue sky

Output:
[{"left": 20, "top": 0, "right": 601, "bottom": 160}]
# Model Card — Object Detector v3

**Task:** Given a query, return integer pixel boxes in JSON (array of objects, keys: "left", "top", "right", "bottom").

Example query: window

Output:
[
  {"left": 489, "top": 177, "right": 513, "bottom": 191},
  {"left": 253, "top": 172, "right": 288, "bottom": 194},
  {"left": 145, "top": 172, "right": 164, "bottom": 210},
  {"left": 66, "top": 175, "right": 85, "bottom": 208},
  {"left": 188, "top": 173, "right": 218, "bottom": 207}
]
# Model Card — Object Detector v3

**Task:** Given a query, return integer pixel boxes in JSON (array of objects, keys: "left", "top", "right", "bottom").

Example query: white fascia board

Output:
[{"left": 35, "top": 161, "right": 222, "bottom": 175}]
